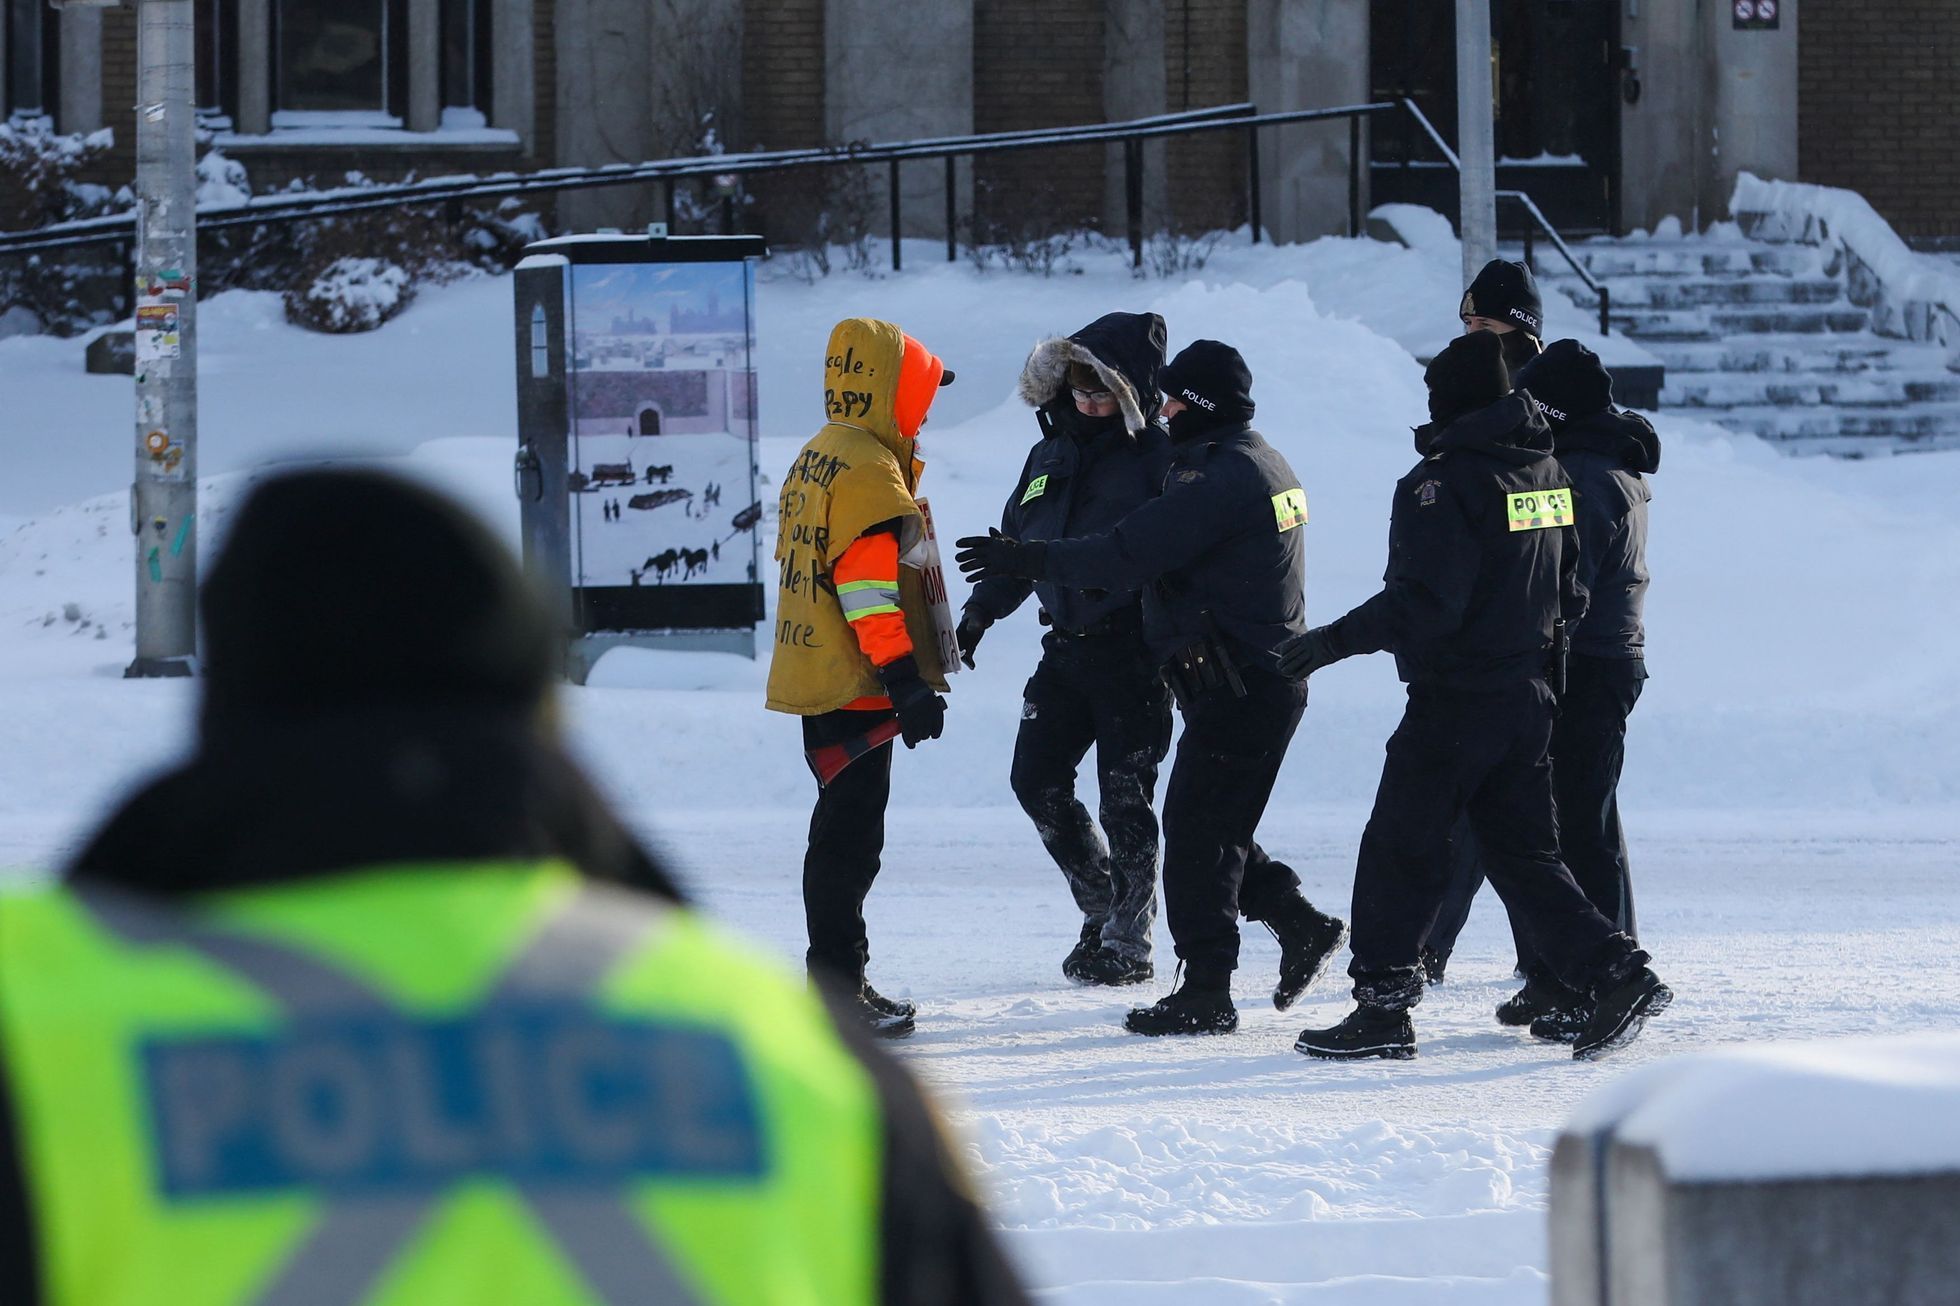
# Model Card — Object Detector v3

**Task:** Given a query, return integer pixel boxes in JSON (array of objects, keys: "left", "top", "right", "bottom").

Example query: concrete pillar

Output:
[
  {"left": 1706, "top": 0, "right": 1799, "bottom": 216},
  {"left": 407, "top": 0, "right": 441, "bottom": 131},
  {"left": 1246, "top": 0, "right": 1369, "bottom": 244},
  {"left": 1103, "top": 0, "right": 1168, "bottom": 237},
  {"left": 236, "top": 0, "right": 272, "bottom": 134},
  {"left": 57, "top": 7, "right": 104, "bottom": 135},
  {"left": 555, "top": 0, "right": 658, "bottom": 230},
  {"left": 1619, "top": 0, "right": 1798, "bottom": 234},
  {"left": 492, "top": 0, "right": 538, "bottom": 154},
  {"left": 825, "top": 0, "right": 973, "bottom": 242}
]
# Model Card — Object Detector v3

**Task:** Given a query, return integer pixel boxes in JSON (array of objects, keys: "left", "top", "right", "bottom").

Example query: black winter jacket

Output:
[
  {"left": 1039, "top": 420, "right": 1309, "bottom": 673},
  {"left": 0, "top": 709, "right": 1030, "bottom": 1306},
  {"left": 1332, "top": 394, "right": 1587, "bottom": 688},
  {"left": 1553, "top": 407, "right": 1658, "bottom": 661},
  {"left": 967, "top": 312, "right": 1172, "bottom": 633}
]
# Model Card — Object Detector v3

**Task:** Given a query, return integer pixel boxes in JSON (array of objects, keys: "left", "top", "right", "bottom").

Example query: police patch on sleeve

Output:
[
  {"left": 1416, "top": 479, "right": 1441, "bottom": 507},
  {"left": 1270, "top": 488, "right": 1308, "bottom": 532},
  {"left": 1020, "top": 474, "right": 1049, "bottom": 504},
  {"left": 1505, "top": 487, "right": 1574, "bottom": 532}
]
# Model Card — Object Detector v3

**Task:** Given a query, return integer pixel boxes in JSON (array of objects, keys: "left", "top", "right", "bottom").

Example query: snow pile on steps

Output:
[{"left": 1732, "top": 171, "right": 1960, "bottom": 355}]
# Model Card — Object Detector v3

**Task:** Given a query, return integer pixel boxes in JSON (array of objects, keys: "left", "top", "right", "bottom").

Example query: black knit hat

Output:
[
  {"left": 1460, "top": 258, "right": 1544, "bottom": 337},
  {"left": 1424, "top": 329, "right": 1512, "bottom": 425},
  {"left": 1161, "top": 339, "right": 1255, "bottom": 427},
  {"left": 1514, "top": 338, "right": 1614, "bottom": 427},
  {"left": 199, "top": 469, "right": 553, "bottom": 728}
]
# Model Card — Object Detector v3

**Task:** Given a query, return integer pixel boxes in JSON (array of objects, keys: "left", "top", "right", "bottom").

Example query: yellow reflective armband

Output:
[
  {"left": 1271, "top": 488, "right": 1308, "bottom": 532},
  {"left": 1505, "top": 487, "right": 1574, "bottom": 532}
]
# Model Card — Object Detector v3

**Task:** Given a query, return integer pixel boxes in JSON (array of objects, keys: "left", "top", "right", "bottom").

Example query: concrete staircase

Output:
[{"left": 1536, "top": 238, "right": 1960, "bottom": 456}]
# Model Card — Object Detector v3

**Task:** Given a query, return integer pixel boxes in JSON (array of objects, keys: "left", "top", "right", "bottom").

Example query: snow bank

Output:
[
  {"left": 1568, "top": 1034, "right": 1960, "bottom": 1182},
  {"left": 1732, "top": 171, "right": 1960, "bottom": 351}
]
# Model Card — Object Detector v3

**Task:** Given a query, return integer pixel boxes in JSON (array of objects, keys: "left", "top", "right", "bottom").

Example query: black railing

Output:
[{"left": 0, "top": 96, "right": 1604, "bottom": 331}]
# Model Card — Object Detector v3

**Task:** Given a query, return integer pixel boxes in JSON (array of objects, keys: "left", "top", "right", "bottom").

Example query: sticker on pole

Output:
[
  {"left": 906, "top": 498, "right": 961, "bottom": 675},
  {"left": 135, "top": 303, "right": 181, "bottom": 362}
]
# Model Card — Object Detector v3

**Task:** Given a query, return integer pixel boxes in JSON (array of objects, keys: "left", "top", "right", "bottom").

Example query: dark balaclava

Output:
[
  {"left": 1160, "top": 339, "right": 1255, "bottom": 442},
  {"left": 199, "top": 468, "right": 553, "bottom": 735},
  {"left": 1515, "top": 338, "right": 1614, "bottom": 429},
  {"left": 1423, "top": 329, "right": 1512, "bottom": 427},
  {"left": 1460, "top": 258, "right": 1544, "bottom": 337}
]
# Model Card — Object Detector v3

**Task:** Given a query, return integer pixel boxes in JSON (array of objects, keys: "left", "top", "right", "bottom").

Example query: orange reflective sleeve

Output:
[{"left": 834, "top": 529, "right": 913, "bottom": 669}]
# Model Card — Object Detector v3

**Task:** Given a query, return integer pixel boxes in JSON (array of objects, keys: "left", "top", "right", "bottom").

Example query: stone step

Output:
[
  {"left": 1559, "top": 243, "right": 1825, "bottom": 280},
  {"left": 1613, "top": 306, "right": 1872, "bottom": 339},
  {"left": 1662, "top": 371, "right": 1960, "bottom": 409},
  {"left": 1681, "top": 402, "right": 1960, "bottom": 442},
  {"left": 1616, "top": 277, "right": 1843, "bottom": 309},
  {"left": 1641, "top": 337, "right": 1904, "bottom": 374}
]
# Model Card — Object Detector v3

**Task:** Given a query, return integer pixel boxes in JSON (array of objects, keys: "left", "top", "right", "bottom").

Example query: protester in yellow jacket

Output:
[
  {"left": 0, "top": 469, "right": 1029, "bottom": 1306},
  {"left": 766, "top": 317, "right": 953, "bottom": 1037}
]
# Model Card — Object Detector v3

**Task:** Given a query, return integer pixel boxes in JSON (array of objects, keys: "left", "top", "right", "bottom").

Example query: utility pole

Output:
[
  {"left": 127, "top": 0, "right": 199, "bottom": 677},
  {"left": 1454, "top": 0, "right": 1498, "bottom": 288}
]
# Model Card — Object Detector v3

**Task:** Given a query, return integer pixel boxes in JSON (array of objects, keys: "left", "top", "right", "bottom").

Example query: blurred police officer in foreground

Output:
[
  {"left": 1423, "top": 340, "right": 1661, "bottom": 1040},
  {"left": 959, "top": 313, "right": 1173, "bottom": 987},
  {"left": 1278, "top": 332, "right": 1671, "bottom": 1062},
  {"left": 0, "top": 470, "right": 1028, "bottom": 1306},
  {"left": 957, "top": 341, "right": 1347, "bottom": 1037}
]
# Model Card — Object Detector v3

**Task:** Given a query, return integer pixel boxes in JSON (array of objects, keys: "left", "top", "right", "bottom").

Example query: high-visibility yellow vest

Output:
[{"left": 0, "top": 862, "right": 883, "bottom": 1306}]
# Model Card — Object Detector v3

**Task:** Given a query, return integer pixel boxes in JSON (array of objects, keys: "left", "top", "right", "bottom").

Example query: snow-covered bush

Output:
[
  {"left": 287, "top": 256, "right": 412, "bottom": 333},
  {"left": 0, "top": 119, "right": 125, "bottom": 336}
]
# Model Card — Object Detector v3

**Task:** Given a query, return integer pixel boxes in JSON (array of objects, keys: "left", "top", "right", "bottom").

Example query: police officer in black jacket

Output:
[
  {"left": 959, "top": 312, "right": 1175, "bottom": 986},
  {"left": 1278, "top": 331, "right": 1671, "bottom": 1062},
  {"left": 1423, "top": 340, "right": 1662, "bottom": 1038},
  {"left": 957, "top": 341, "right": 1347, "bottom": 1037}
]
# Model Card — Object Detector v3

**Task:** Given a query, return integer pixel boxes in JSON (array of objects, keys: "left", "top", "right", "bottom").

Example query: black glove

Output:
[
  {"left": 954, "top": 530, "right": 1045, "bottom": 583},
  {"left": 955, "top": 609, "right": 990, "bottom": 669},
  {"left": 1275, "top": 624, "right": 1348, "bottom": 681},
  {"left": 877, "top": 655, "right": 946, "bottom": 748}
]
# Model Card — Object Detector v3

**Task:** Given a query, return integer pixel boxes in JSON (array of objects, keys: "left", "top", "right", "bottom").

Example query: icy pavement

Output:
[{"left": 633, "top": 803, "right": 1960, "bottom": 1302}]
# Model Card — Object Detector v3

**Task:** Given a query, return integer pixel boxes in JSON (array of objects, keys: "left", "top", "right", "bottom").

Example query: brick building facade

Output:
[{"left": 1798, "top": 2, "right": 1960, "bottom": 243}]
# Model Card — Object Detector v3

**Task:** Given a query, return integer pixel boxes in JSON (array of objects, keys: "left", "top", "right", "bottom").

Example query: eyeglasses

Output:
[{"left": 1070, "top": 387, "right": 1114, "bottom": 404}]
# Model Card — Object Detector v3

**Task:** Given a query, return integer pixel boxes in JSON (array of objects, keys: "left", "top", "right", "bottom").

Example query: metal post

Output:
[
  {"left": 889, "top": 158, "right": 902, "bottom": 272},
  {"left": 1349, "top": 114, "right": 1363, "bottom": 238},
  {"left": 1599, "top": 283, "right": 1610, "bottom": 338},
  {"left": 1523, "top": 221, "right": 1535, "bottom": 272},
  {"left": 1247, "top": 125, "right": 1262, "bottom": 244},
  {"left": 944, "top": 155, "right": 956, "bottom": 263},
  {"left": 1125, "top": 139, "right": 1143, "bottom": 271},
  {"left": 1454, "top": 0, "right": 1497, "bottom": 287},
  {"left": 663, "top": 179, "right": 676, "bottom": 232},
  {"left": 128, "top": 0, "right": 198, "bottom": 678}
]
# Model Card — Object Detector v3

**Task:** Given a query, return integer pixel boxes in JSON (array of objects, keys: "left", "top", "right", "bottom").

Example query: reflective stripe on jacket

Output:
[{"left": 0, "top": 862, "right": 883, "bottom": 1306}]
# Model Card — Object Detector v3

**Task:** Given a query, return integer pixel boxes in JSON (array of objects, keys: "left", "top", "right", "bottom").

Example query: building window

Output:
[
  {"left": 196, "top": 0, "right": 239, "bottom": 122},
  {"left": 5, "top": 0, "right": 59, "bottom": 118},
  {"left": 440, "top": 0, "right": 493, "bottom": 123},
  {"left": 275, "top": 0, "right": 401, "bottom": 120}
]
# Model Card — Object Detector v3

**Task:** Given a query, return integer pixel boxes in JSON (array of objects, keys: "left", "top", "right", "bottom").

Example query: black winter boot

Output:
[
  {"left": 1124, "top": 982, "right": 1237, "bottom": 1036},
  {"left": 1294, "top": 1004, "right": 1417, "bottom": 1061},
  {"left": 1072, "top": 948, "right": 1155, "bottom": 986},
  {"left": 1528, "top": 1002, "right": 1593, "bottom": 1044},
  {"left": 1573, "top": 966, "right": 1671, "bottom": 1061},
  {"left": 852, "top": 984, "right": 916, "bottom": 1039},
  {"left": 1061, "top": 919, "right": 1102, "bottom": 981},
  {"left": 1420, "top": 947, "right": 1449, "bottom": 986},
  {"left": 1495, "top": 971, "right": 1585, "bottom": 1027},
  {"left": 1266, "top": 897, "right": 1349, "bottom": 1011}
]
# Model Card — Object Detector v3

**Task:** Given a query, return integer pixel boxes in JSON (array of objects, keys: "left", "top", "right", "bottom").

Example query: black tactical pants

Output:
[
  {"left": 1011, "top": 631, "right": 1174, "bottom": 961},
  {"left": 802, "top": 708, "right": 895, "bottom": 985},
  {"left": 1349, "top": 679, "right": 1636, "bottom": 1010},
  {"left": 1425, "top": 657, "right": 1645, "bottom": 975},
  {"left": 1161, "top": 666, "right": 1310, "bottom": 988}
]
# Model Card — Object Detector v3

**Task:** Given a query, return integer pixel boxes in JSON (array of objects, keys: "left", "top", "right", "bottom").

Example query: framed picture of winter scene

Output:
[{"left": 512, "top": 233, "right": 768, "bottom": 676}]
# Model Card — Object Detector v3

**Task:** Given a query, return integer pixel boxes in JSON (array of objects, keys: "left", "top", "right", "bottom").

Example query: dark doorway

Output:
[
  {"left": 1369, "top": 0, "right": 1623, "bottom": 235},
  {"left": 638, "top": 408, "right": 661, "bottom": 436}
]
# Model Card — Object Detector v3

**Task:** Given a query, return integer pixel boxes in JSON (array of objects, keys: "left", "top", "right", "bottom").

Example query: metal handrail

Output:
[{"left": 1, "top": 94, "right": 1605, "bottom": 334}]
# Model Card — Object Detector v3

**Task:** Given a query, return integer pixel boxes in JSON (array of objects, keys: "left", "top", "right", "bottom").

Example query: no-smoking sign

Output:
[{"left": 1734, "top": 0, "right": 1780, "bottom": 29}]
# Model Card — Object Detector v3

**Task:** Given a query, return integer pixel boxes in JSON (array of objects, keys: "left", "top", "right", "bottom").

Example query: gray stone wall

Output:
[{"left": 1246, "top": 0, "right": 1368, "bottom": 244}]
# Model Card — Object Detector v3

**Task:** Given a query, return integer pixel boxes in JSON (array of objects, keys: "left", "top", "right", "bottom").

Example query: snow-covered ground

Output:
[{"left": 3, "top": 228, "right": 1957, "bottom": 1301}]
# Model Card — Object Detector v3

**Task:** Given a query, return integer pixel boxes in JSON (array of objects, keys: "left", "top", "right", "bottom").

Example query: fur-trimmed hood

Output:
[{"left": 1015, "top": 311, "right": 1167, "bottom": 435}]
